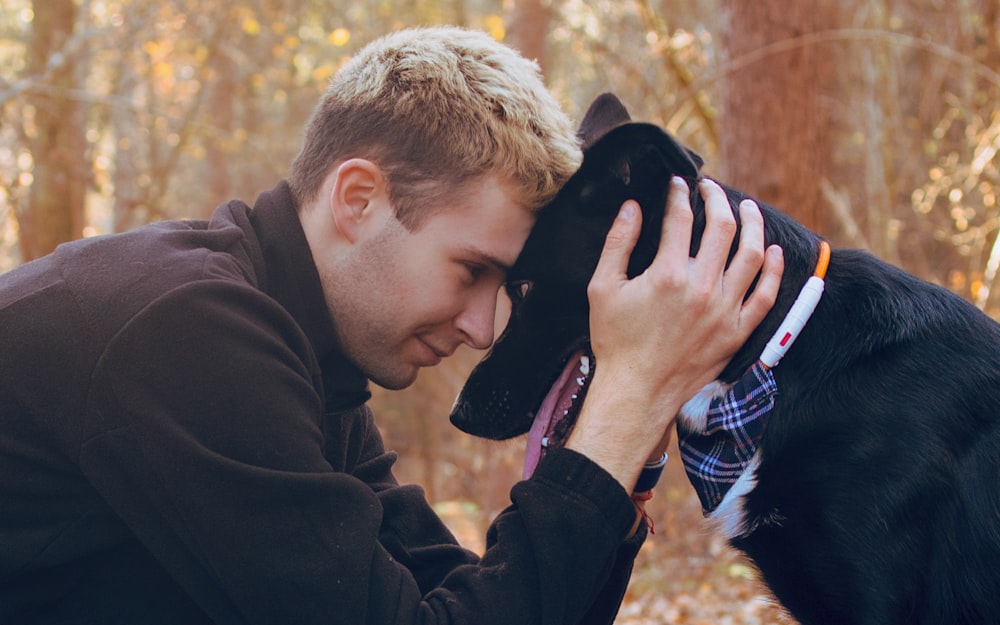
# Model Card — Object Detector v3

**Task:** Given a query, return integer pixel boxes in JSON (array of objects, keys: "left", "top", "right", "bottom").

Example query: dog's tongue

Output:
[{"left": 523, "top": 350, "right": 589, "bottom": 479}]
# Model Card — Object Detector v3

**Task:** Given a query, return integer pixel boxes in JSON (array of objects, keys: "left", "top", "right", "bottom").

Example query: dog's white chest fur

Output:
[{"left": 678, "top": 383, "right": 763, "bottom": 540}]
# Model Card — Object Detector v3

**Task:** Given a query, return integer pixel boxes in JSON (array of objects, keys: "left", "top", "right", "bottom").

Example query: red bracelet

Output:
[{"left": 631, "top": 490, "right": 655, "bottom": 534}]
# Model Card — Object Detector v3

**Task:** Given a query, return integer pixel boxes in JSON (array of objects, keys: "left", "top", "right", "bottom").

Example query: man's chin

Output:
[{"left": 367, "top": 365, "right": 420, "bottom": 391}]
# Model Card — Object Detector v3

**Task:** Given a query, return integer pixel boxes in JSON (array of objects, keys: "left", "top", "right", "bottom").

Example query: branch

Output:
[
  {"left": 0, "top": 23, "right": 113, "bottom": 106},
  {"left": 669, "top": 28, "right": 1000, "bottom": 111},
  {"left": 977, "top": 219, "right": 1000, "bottom": 311},
  {"left": 820, "top": 178, "right": 870, "bottom": 250}
]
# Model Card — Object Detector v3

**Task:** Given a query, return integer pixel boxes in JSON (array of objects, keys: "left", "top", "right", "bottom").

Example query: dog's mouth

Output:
[{"left": 522, "top": 348, "right": 594, "bottom": 478}]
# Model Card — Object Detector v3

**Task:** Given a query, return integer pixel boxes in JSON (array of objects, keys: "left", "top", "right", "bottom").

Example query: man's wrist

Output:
[
  {"left": 564, "top": 401, "right": 643, "bottom": 491},
  {"left": 565, "top": 373, "right": 679, "bottom": 492}
]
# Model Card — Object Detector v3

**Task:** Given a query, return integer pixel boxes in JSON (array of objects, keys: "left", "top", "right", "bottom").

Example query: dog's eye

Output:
[{"left": 506, "top": 280, "right": 532, "bottom": 304}]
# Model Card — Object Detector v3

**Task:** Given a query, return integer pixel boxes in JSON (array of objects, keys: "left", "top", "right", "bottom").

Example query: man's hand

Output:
[{"left": 565, "top": 177, "right": 784, "bottom": 492}]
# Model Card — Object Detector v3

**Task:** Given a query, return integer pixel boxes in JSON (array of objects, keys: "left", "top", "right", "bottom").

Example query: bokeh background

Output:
[{"left": 3, "top": 1, "right": 999, "bottom": 622}]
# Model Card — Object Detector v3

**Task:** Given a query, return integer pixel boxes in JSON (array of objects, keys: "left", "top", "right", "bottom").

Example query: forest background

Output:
[{"left": 3, "top": 1, "right": 999, "bottom": 623}]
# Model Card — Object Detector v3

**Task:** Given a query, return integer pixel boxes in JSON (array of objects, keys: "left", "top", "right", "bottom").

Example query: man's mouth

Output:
[
  {"left": 418, "top": 337, "right": 452, "bottom": 365},
  {"left": 522, "top": 348, "right": 594, "bottom": 478}
]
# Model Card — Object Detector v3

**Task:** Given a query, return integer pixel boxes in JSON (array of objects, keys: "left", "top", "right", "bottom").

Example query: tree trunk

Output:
[
  {"left": 503, "top": 0, "right": 553, "bottom": 78},
  {"left": 206, "top": 49, "right": 237, "bottom": 210},
  {"left": 22, "top": 0, "right": 87, "bottom": 261},
  {"left": 716, "top": 1, "right": 844, "bottom": 235}
]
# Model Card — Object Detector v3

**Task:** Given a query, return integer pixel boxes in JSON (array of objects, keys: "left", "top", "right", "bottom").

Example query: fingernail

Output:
[
  {"left": 620, "top": 201, "right": 637, "bottom": 220},
  {"left": 671, "top": 176, "right": 688, "bottom": 189}
]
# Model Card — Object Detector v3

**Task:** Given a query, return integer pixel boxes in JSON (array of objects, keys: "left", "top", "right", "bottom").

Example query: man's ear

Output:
[{"left": 329, "top": 158, "right": 389, "bottom": 244}]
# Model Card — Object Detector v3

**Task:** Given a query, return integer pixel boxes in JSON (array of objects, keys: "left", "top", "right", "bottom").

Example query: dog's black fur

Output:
[{"left": 450, "top": 93, "right": 1000, "bottom": 625}]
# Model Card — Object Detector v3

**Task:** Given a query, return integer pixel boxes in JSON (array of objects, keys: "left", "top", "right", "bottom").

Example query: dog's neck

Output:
[
  {"left": 677, "top": 241, "right": 831, "bottom": 524},
  {"left": 758, "top": 240, "right": 831, "bottom": 369},
  {"left": 716, "top": 226, "right": 831, "bottom": 380}
]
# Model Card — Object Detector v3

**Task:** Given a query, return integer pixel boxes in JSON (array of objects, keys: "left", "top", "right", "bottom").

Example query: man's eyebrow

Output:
[{"left": 462, "top": 247, "right": 514, "bottom": 275}]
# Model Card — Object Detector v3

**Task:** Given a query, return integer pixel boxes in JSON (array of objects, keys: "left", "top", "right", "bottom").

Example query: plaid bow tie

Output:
[{"left": 678, "top": 361, "right": 778, "bottom": 514}]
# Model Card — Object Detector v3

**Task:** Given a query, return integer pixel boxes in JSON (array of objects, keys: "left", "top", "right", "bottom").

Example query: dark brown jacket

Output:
[{"left": 0, "top": 181, "right": 643, "bottom": 624}]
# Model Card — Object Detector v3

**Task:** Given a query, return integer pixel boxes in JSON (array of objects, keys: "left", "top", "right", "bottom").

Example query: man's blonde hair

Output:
[{"left": 288, "top": 26, "right": 581, "bottom": 228}]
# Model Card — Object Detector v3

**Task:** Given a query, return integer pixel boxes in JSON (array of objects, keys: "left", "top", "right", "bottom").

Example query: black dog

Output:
[{"left": 451, "top": 93, "right": 1000, "bottom": 625}]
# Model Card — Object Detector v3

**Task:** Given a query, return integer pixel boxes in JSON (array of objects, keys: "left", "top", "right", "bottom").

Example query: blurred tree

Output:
[
  {"left": 715, "top": 0, "right": 844, "bottom": 235},
  {"left": 503, "top": 0, "right": 553, "bottom": 76},
  {"left": 885, "top": 1, "right": 1000, "bottom": 309},
  {"left": 20, "top": 0, "right": 87, "bottom": 261},
  {"left": 105, "top": 1, "right": 150, "bottom": 232},
  {"left": 205, "top": 12, "right": 238, "bottom": 209}
]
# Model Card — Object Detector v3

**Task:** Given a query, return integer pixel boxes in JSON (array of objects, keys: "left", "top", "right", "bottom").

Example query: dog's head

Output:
[{"left": 449, "top": 93, "right": 813, "bottom": 441}]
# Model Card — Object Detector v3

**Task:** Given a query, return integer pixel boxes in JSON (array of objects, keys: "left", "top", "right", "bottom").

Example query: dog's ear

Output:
[
  {"left": 683, "top": 143, "right": 705, "bottom": 172},
  {"left": 577, "top": 93, "right": 632, "bottom": 149},
  {"left": 655, "top": 128, "right": 704, "bottom": 178},
  {"left": 576, "top": 93, "right": 705, "bottom": 174},
  {"left": 576, "top": 123, "right": 706, "bottom": 278},
  {"left": 593, "top": 123, "right": 704, "bottom": 183}
]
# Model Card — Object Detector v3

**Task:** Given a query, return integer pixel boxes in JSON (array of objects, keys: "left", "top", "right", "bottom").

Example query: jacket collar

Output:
[{"left": 246, "top": 180, "right": 371, "bottom": 409}]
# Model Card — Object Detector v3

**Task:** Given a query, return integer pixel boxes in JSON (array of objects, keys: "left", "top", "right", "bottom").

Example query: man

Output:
[{"left": 0, "top": 27, "right": 783, "bottom": 624}]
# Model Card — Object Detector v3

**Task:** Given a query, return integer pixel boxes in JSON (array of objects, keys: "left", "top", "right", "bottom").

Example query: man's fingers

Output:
[
  {"left": 591, "top": 200, "right": 642, "bottom": 288},
  {"left": 722, "top": 199, "right": 768, "bottom": 295},
  {"left": 656, "top": 177, "right": 695, "bottom": 269},
  {"left": 741, "top": 244, "right": 784, "bottom": 331},
  {"left": 693, "top": 179, "right": 738, "bottom": 279},
  {"left": 726, "top": 198, "right": 783, "bottom": 335}
]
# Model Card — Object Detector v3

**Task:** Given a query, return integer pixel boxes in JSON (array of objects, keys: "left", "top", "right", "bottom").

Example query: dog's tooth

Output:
[
  {"left": 576, "top": 377, "right": 584, "bottom": 386},
  {"left": 579, "top": 356, "right": 590, "bottom": 375},
  {"left": 541, "top": 437, "right": 549, "bottom": 448},
  {"left": 571, "top": 394, "right": 578, "bottom": 400}
]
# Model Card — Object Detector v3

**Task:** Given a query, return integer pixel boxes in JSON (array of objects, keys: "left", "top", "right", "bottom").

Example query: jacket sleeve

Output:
[
  {"left": 344, "top": 406, "right": 645, "bottom": 623},
  {"left": 84, "top": 281, "right": 642, "bottom": 625},
  {"left": 327, "top": 404, "right": 483, "bottom": 595}
]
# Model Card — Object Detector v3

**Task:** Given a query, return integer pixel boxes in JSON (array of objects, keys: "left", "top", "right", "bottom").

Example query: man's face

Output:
[{"left": 322, "top": 175, "right": 533, "bottom": 390}]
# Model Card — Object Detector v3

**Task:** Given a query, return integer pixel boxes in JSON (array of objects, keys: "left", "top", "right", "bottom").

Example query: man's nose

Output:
[{"left": 456, "top": 290, "right": 497, "bottom": 350}]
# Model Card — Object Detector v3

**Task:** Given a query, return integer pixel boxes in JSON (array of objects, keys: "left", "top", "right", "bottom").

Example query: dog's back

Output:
[{"left": 732, "top": 242, "right": 1000, "bottom": 624}]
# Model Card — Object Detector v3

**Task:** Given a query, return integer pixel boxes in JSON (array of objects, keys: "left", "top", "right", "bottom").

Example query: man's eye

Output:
[{"left": 464, "top": 263, "right": 487, "bottom": 281}]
